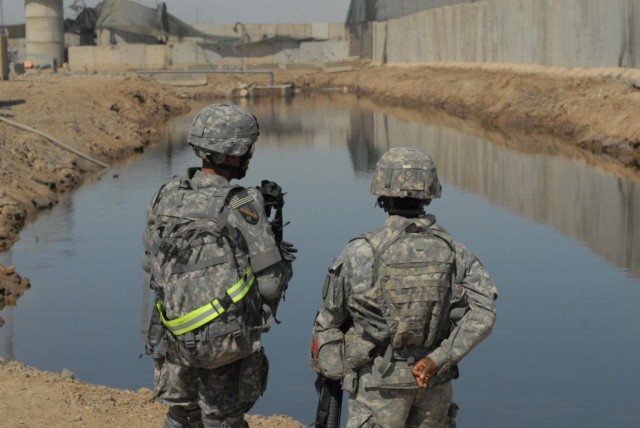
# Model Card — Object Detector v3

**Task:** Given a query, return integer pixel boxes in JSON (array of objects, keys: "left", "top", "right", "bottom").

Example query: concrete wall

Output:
[
  {"left": 68, "top": 44, "right": 169, "bottom": 71},
  {"left": 192, "top": 23, "right": 347, "bottom": 42},
  {"left": 68, "top": 22, "right": 351, "bottom": 72},
  {"left": 346, "top": 0, "right": 475, "bottom": 24},
  {"left": 368, "top": 0, "right": 640, "bottom": 69}
]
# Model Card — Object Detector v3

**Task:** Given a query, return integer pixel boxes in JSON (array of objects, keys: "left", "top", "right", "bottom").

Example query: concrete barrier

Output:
[
  {"left": 370, "top": 0, "right": 640, "bottom": 69},
  {"left": 70, "top": 44, "right": 171, "bottom": 72},
  {"left": 67, "top": 22, "right": 350, "bottom": 72}
]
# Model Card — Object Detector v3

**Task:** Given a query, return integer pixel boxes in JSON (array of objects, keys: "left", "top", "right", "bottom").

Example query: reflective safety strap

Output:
[
  {"left": 157, "top": 268, "right": 255, "bottom": 336},
  {"left": 227, "top": 268, "right": 255, "bottom": 303}
]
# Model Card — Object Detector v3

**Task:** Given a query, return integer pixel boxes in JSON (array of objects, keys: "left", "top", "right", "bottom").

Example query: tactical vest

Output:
[
  {"left": 147, "top": 177, "right": 266, "bottom": 369},
  {"left": 360, "top": 217, "right": 456, "bottom": 387}
]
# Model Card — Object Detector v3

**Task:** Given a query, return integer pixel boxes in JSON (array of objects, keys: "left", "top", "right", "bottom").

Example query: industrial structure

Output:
[
  {"left": 2, "top": 0, "right": 640, "bottom": 75},
  {"left": 25, "top": 0, "right": 64, "bottom": 66}
]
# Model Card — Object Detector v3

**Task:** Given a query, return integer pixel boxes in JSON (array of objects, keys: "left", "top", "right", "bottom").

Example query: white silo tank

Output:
[{"left": 25, "top": 0, "right": 64, "bottom": 67}]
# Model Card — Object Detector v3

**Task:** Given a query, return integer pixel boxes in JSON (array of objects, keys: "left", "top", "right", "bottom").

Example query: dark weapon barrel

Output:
[{"left": 315, "top": 376, "right": 343, "bottom": 428}]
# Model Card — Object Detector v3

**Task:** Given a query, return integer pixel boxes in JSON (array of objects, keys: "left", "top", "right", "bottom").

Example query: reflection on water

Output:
[
  {"left": 348, "top": 107, "right": 640, "bottom": 277},
  {"left": 249, "top": 95, "right": 640, "bottom": 277},
  {"left": 0, "top": 93, "right": 638, "bottom": 427}
]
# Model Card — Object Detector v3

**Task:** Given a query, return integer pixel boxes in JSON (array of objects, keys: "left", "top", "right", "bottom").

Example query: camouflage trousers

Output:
[
  {"left": 154, "top": 346, "right": 268, "bottom": 428},
  {"left": 347, "top": 365, "right": 455, "bottom": 428}
]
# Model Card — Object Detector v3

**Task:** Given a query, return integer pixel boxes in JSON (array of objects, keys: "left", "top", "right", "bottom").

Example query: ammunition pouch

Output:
[
  {"left": 145, "top": 304, "right": 166, "bottom": 356},
  {"left": 342, "top": 371, "right": 358, "bottom": 394},
  {"left": 344, "top": 328, "right": 377, "bottom": 370},
  {"left": 315, "top": 329, "right": 345, "bottom": 380},
  {"left": 432, "top": 363, "right": 459, "bottom": 386}
]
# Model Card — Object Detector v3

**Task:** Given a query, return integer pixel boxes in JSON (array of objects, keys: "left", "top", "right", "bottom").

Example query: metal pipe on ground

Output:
[{"left": 0, "top": 115, "right": 110, "bottom": 168}]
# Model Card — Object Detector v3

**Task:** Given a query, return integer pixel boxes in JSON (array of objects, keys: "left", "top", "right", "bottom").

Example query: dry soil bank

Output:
[{"left": 0, "top": 64, "right": 639, "bottom": 426}]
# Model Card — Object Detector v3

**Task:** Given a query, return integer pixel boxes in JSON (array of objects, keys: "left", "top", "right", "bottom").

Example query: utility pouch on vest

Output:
[
  {"left": 429, "top": 363, "right": 459, "bottom": 387},
  {"left": 343, "top": 370, "right": 358, "bottom": 394},
  {"left": 316, "top": 329, "right": 345, "bottom": 380},
  {"left": 344, "top": 329, "right": 377, "bottom": 370},
  {"left": 170, "top": 316, "right": 262, "bottom": 370},
  {"left": 145, "top": 305, "right": 165, "bottom": 355}
]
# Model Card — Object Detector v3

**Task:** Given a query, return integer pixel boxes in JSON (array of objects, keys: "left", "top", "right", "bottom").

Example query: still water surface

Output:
[{"left": 1, "top": 94, "right": 639, "bottom": 427}]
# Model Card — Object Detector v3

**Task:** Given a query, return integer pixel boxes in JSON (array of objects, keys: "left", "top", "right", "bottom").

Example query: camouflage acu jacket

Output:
[{"left": 312, "top": 214, "right": 497, "bottom": 381}]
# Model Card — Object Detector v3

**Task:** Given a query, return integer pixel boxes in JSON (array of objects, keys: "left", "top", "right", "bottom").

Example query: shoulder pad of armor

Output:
[{"left": 151, "top": 175, "right": 184, "bottom": 209}]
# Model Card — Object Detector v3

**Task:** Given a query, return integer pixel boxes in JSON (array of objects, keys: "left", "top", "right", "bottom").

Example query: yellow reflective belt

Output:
[
  {"left": 157, "top": 268, "right": 254, "bottom": 336},
  {"left": 227, "top": 268, "right": 255, "bottom": 303}
]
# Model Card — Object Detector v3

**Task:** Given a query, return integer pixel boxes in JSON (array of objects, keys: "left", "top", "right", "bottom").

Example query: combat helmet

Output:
[
  {"left": 370, "top": 147, "right": 442, "bottom": 200},
  {"left": 187, "top": 103, "right": 260, "bottom": 161}
]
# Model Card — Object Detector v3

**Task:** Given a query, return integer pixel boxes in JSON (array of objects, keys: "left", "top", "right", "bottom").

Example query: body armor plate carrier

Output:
[{"left": 362, "top": 216, "right": 456, "bottom": 388}]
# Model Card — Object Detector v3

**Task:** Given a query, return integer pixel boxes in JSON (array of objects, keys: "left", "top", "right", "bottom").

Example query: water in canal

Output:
[{"left": 1, "top": 94, "right": 639, "bottom": 427}]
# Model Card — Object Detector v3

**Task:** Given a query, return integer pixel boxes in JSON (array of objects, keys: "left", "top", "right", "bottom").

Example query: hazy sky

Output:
[{"left": 1, "top": 0, "right": 352, "bottom": 25}]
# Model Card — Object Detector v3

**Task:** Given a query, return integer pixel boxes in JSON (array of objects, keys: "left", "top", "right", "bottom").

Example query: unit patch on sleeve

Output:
[{"left": 229, "top": 190, "right": 259, "bottom": 224}]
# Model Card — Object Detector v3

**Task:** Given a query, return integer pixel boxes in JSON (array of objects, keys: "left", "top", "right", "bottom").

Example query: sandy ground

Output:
[
  {"left": 1, "top": 63, "right": 639, "bottom": 426},
  {"left": 0, "top": 360, "right": 303, "bottom": 428}
]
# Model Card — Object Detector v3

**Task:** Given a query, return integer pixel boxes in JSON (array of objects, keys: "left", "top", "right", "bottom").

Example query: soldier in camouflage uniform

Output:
[
  {"left": 142, "top": 104, "right": 294, "bottom": 428},
  {"left": 311, "top": 147, "right": 497, "bottom": 427}
]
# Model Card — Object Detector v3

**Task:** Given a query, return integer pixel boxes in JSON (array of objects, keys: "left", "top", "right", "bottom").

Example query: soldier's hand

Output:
[
  {"left": 280, "top": 240, "right": 298, "bottom": 261},
  {"left": 412, "top": 357, "right": 438, "bottom": 389}
]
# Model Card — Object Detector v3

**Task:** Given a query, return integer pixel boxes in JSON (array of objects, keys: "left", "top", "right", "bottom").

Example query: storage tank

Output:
[{"left": 25, "top": 0, "right": 64, "bottom": 67}]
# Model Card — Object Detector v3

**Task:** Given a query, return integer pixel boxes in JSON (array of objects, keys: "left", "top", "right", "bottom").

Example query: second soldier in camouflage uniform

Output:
[
  {"left": 311, "top": 147, "right": 497, "bottom": 427},
  {"left": 142, "top": 104, "right": 294, "bottom": 428}
]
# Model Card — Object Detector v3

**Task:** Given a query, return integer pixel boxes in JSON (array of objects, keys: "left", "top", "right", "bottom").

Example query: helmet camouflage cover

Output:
[
  {"left": 187, "top": 103, "right": 260, "bottom": 158},
  {"left": 370, "top": 147, "right": 442, "bottom": 199}
]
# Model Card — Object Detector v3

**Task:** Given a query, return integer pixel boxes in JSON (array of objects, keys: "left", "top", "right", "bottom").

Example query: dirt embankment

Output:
[
  {"left": 0, "top": 73, "right": 189, "bottom": 324},
  {"left": 0, "top": 360, "right": 304, "bottom": 428},
  {"left": 1, "top": 64, "right": 639, "bottom": 426},
  {"left": 288, "top": 65, "right": 640, "bottom": 177}
]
